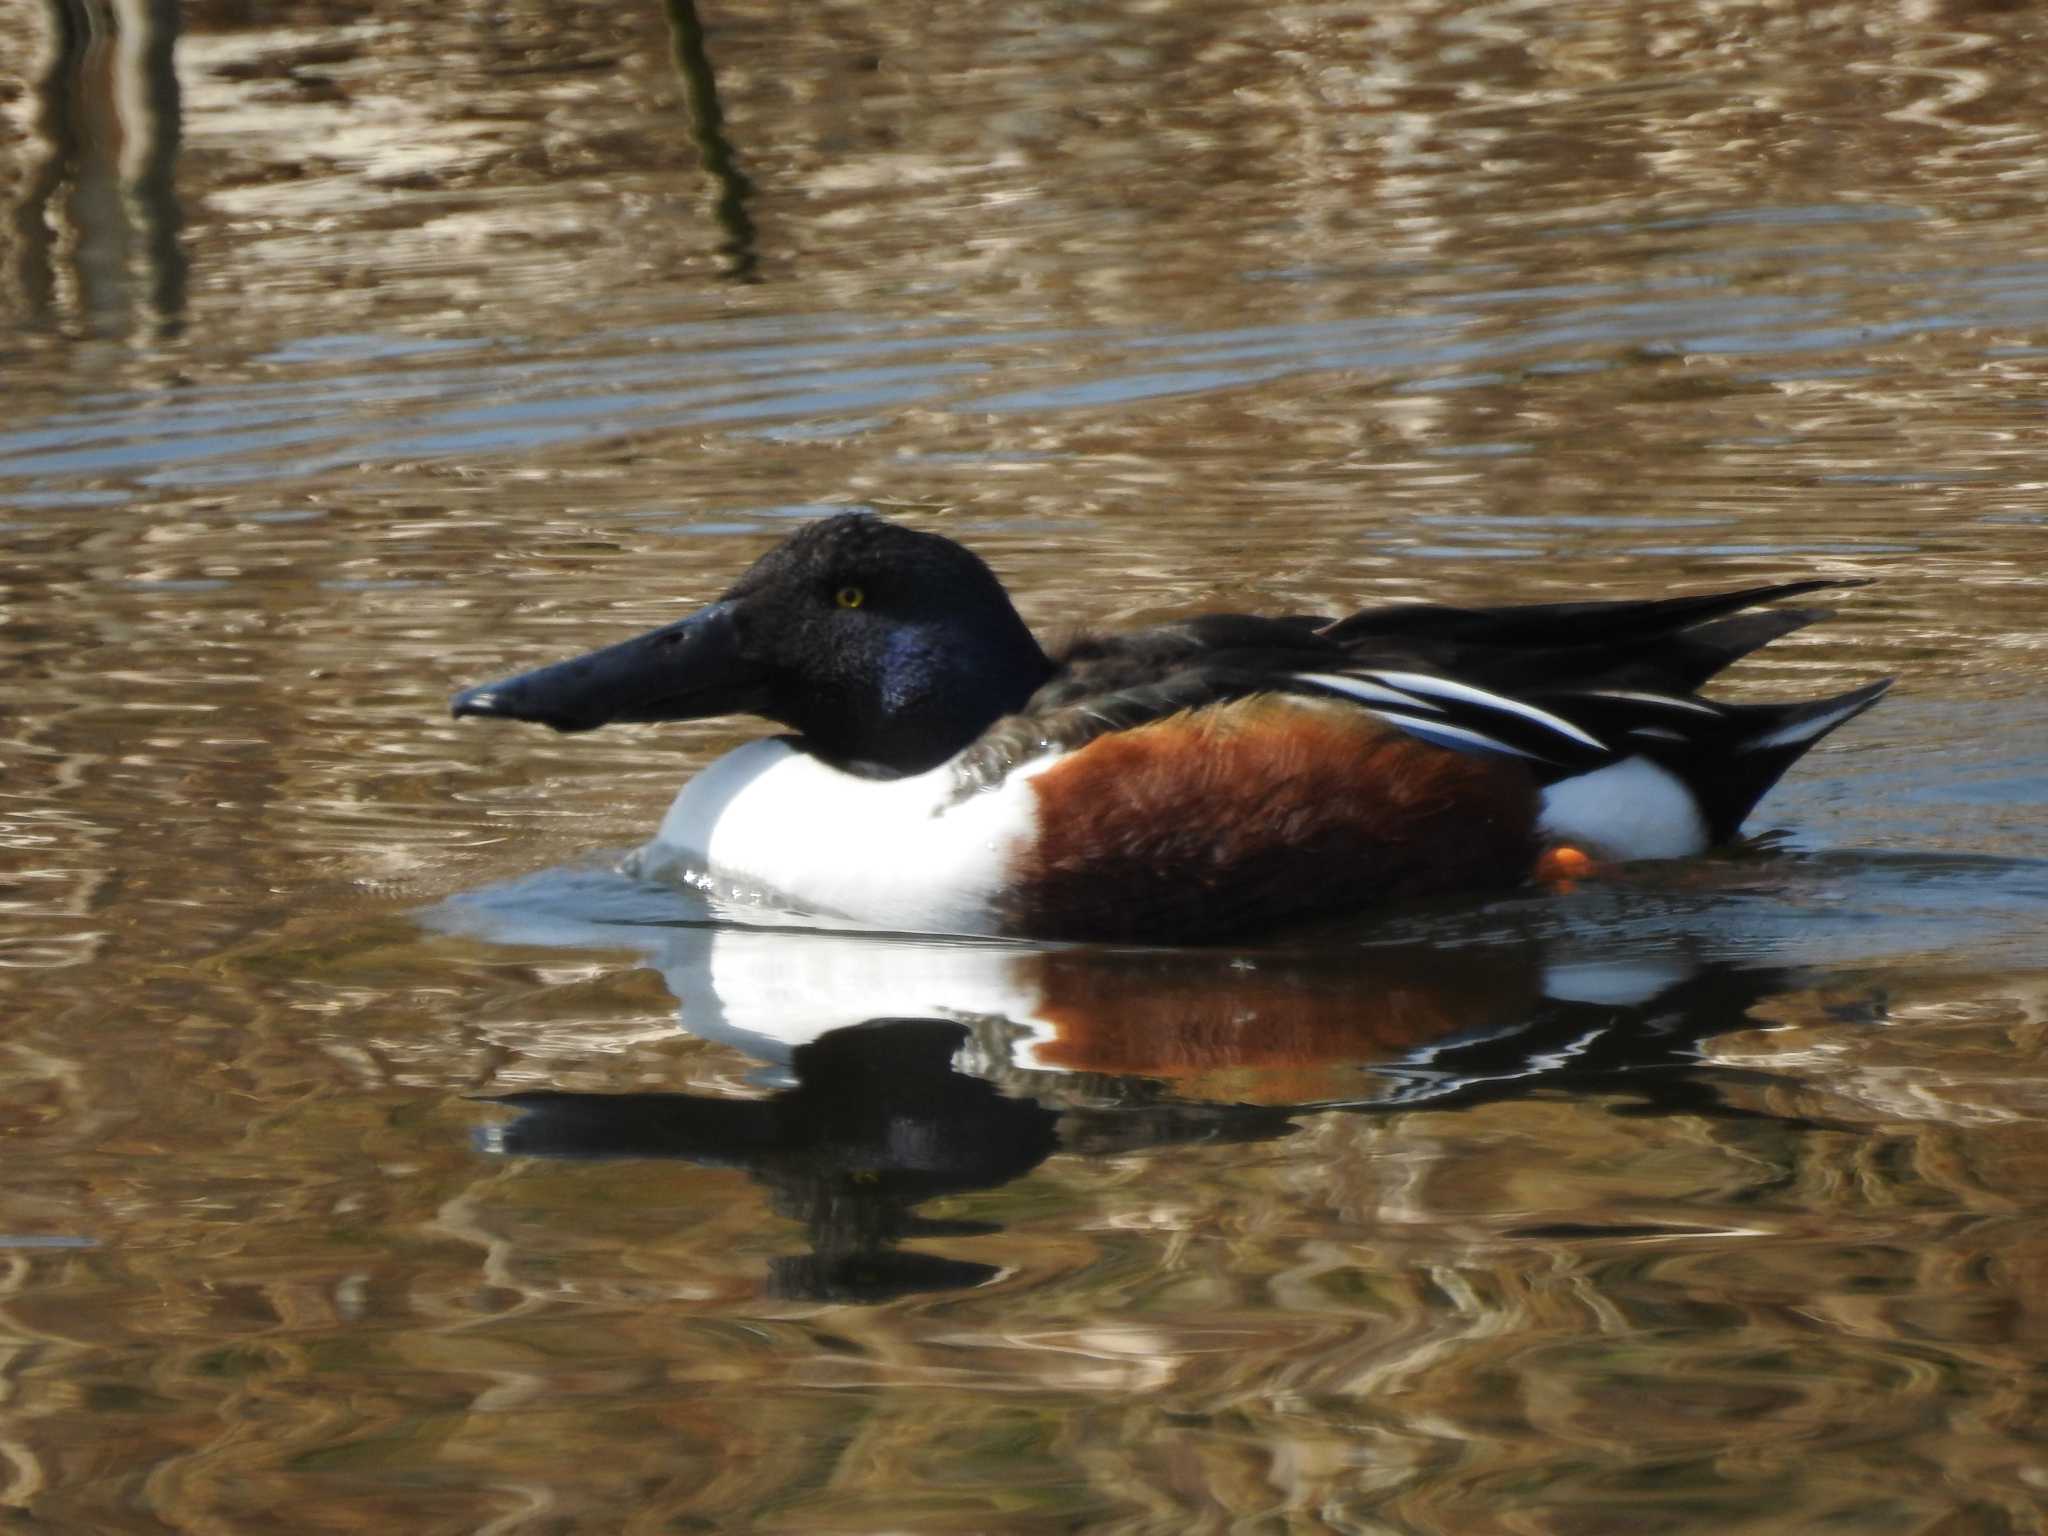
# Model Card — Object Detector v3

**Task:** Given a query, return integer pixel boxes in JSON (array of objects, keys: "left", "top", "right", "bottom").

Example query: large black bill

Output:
[{"left": 450, "top": 602, "right": 769, "bottom": 733}]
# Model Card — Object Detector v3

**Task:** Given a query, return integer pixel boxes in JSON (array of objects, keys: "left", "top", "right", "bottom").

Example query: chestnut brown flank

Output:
[{"left": 1001, "top": 696, "right": 1539, "bottom": 942}]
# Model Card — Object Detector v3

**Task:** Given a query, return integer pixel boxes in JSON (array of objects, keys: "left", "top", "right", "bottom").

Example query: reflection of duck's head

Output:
[
  {"left": 487, "top": 1017, "right": 1062, "bottom": 1303},
  {"left": 490, "top": 1018, "right": 1057, "bottom": 1192},
  {"left": 451, "top": 513, "right": 1888, "bottom": 943}
]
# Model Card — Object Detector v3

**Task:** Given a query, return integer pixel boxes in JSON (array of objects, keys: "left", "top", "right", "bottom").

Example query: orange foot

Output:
[{"left": 1533, "top": 844, "right": 1603, "bottom": 889}]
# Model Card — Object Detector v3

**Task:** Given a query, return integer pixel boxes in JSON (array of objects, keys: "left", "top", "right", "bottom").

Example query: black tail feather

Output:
[
  {"left": 1320, "top": 578, "right": 1862, "bottom": 650},
  {"left": 1662, "top": 606, "right": 1834, "bottom": 691},
  {"left": 1322, "top": 580, "right": 1869, "bottom": 697},
  {"left": 1669, "top": 679, "right": 1893, "bottom": 842}
]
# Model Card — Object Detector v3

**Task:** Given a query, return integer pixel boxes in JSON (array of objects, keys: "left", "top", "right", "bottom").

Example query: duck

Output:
[{"left": 451, "top": 512, "right": 1889, "bottom": 943}]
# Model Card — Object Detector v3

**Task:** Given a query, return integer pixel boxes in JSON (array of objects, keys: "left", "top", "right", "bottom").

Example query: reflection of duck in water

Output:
[
  {"left": 466, "top": 908, "right": 1812, "bottom": 1301},
  {"left": 452, "top": 514, "right": 1888, "bottom": 942},
  {"left": 487, "top": 1019, "right": 1061, "bottom": 1303}
]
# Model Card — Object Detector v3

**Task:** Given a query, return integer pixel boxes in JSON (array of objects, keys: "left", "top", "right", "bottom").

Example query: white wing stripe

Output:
[
  {"left": 1293, "top": 673, "right": 1443, "bottom": 711},
  {"left": 1364, "top": 670, "right": 1608, "bottom": 752}
]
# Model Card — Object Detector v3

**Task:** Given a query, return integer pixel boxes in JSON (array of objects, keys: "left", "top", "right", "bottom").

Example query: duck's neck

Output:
[{"left": 799, "top": 620, "right": 1054, "bottom": 779}]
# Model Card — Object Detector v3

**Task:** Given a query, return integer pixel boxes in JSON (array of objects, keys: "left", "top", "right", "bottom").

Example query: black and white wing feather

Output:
[
  {"left": 1289, "top": 665, "right": 1887, "bottom": 837},
  {"left": 1289, "top": 669, "right": 1611, "bottom": 772},
  {"left": 955, "top": 583, "right": 1888, "bottom": 841}
]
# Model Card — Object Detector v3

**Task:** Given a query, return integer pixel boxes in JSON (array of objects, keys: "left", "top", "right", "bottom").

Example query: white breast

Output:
[{"left": 625, "top": 739, "right": 1049, "bottom": 935}]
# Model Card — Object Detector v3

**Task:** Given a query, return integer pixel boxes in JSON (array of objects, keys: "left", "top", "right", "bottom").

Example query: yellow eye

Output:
[{"left": 835, "top": 585, "right": 865, "bottom": 609}]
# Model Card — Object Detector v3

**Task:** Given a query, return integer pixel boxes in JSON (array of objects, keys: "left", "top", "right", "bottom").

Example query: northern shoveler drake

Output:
[{"left": 451, "top": 513, "right": 1890, "bottom": 943}]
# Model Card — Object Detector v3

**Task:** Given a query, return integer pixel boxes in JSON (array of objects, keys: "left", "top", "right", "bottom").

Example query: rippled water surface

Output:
[{"left": 5, "top": 0, "right": 2048, "bottom": 1530}]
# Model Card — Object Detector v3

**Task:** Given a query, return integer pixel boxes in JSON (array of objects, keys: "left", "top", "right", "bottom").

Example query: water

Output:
[{"left": 3, "top": 0, "right": 2047, "bottom": 1529}]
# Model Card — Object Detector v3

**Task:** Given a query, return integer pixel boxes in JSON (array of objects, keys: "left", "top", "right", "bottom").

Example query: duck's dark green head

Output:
[{"left": 452, "top": 513, "right": 1053, "bottom": 776}]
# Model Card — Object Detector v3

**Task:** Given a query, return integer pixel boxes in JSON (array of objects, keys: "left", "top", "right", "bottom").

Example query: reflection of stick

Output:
[
  {"left": 7, "top": 0, "right": 186, "bottom": 338},
  {"left": 663, "top": 0, "right": 761, "bottom": 282},
  {"left": 9, "top": 0, "right": 86, "bottom": 323},
  {"left": 114, "top": 0, "right": 187, "bottom": 337}
]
